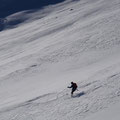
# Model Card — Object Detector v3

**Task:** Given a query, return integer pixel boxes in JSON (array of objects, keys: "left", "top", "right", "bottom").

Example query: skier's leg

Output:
[{"left": 71, "top": 88, "right": 76, "bottom": 96}]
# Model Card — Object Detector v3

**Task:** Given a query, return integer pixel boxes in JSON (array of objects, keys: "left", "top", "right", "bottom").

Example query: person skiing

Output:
[{"left": 68, "top": 82, "right": 78, "bottom": 96}]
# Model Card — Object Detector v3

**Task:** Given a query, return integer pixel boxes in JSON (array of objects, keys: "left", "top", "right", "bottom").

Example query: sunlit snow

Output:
[{"left": 0, "top": 0, "right": 120, "bottom": 119}]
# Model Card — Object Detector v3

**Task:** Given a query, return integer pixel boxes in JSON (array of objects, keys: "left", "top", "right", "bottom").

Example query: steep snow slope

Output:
[
  {"left": 84, "top": 102, "right": 120, "bottom": 120},
  {"left": 0, "top": 0, "right": 120, "bottom": 119},
  {"left": 0, "top": 0, "right": 72, "bottom": 30}
]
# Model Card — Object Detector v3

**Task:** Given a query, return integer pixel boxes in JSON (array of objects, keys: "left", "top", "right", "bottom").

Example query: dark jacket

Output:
[{"left": 68, "top": 82, "right": 77, "bottom": 89}]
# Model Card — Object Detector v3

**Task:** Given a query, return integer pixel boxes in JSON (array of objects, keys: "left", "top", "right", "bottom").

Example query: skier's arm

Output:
[{"left": 67, "top": 85, "right": 73, "bottom": 88}]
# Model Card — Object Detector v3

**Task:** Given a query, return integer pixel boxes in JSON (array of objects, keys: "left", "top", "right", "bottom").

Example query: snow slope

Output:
[
  {"left": 84, "top": 102, "right": 120, "bottom": 120},
  {"left": 0, "top": 0, "right": 120, "bottom": 119}
]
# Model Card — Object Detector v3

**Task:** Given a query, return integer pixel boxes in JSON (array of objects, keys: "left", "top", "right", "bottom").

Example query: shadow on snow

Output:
[
  {"left": 73, "top": 91, "right": 85, "bottom": 98},
  {"left": 0, "top": 0, "right": 65, "bottom": 18}
]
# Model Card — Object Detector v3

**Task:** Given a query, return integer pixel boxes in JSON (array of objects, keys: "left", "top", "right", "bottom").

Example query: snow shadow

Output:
[
  {"left": 0, "top": 0, "right": 65, "bottom": 18},
  {"left": 0, "top": 0, "right": 65, "bottom": 31},
  {"left": 73, "top": 91, "right": 85, "bottom": 98}
]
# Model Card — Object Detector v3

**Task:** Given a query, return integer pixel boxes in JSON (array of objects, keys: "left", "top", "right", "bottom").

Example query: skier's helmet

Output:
[{"left": 71, "top": 82, "right": 73, "bottom": 84}]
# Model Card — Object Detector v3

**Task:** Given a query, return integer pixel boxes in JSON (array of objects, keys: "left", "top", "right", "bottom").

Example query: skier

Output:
[{"left": 68, "top": 82, "right": 78, "bottom": 96}]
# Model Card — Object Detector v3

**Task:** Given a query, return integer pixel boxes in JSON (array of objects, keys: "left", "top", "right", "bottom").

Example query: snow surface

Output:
[
  {"left": 84, "top": 102, "right": 120, "bottom": 120},
  {"left": 0, "top": 0, "right": 120, "bottom": 119}
]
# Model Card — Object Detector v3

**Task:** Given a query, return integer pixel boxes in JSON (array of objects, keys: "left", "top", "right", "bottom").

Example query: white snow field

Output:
[{"left": 0, "top": 0, "right": 120, "bottom": 119}]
